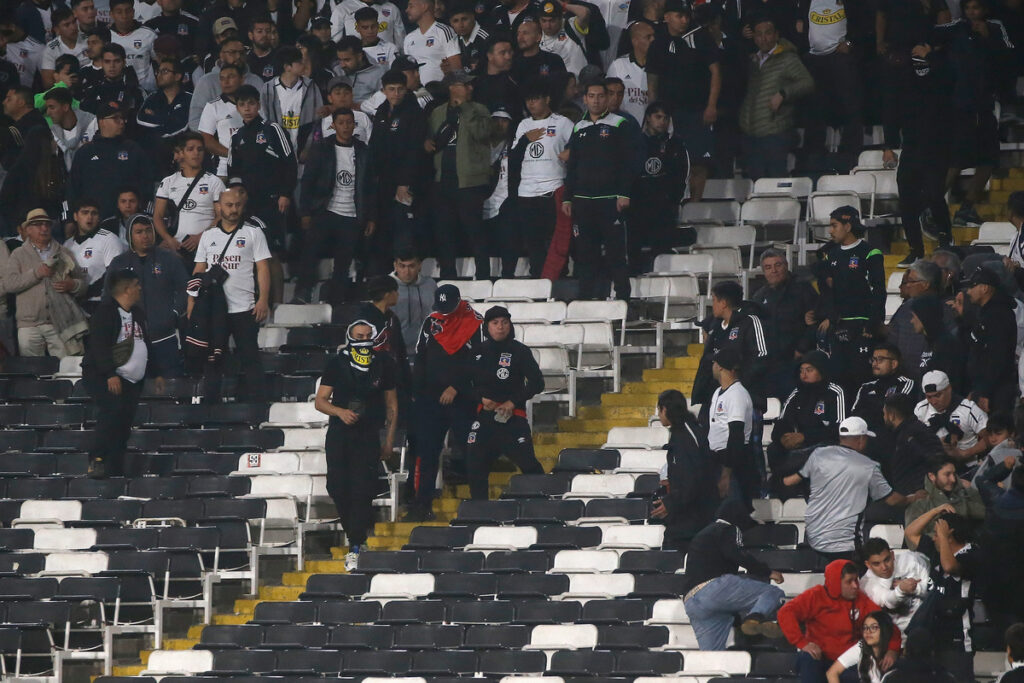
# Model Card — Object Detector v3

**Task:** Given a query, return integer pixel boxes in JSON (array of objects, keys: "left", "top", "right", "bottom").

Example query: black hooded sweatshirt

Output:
[
  {"left": 774, "top": 350, "right": 846, "bottom": 449},
  {"left": 680, "top": 499, "right": 774, "bottom": 594},
  {"left": 964, "top": 290, "right": 1018, "bottom": 402},
  {"left": 910, "top": 294, "right": 966, "bottom": 394},
  {"left": 472, "top": 309, "right": 544, "bottom": 410},
  {"left": 692, "top": 301, "right": 770, "bottom": 410}
]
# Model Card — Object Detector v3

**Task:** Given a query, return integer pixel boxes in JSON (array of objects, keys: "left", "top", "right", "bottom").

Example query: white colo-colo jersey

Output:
[
  {"left": 65, "top": 229, "right": 128, "bottom": 300},
  {"left": 5, "top": 37, "right": 44, "bottom": 87},
  {"left": 111, "top": 25, "right": 157, "bottom": 91},
  {"left": 41, "top": 34, "right": 90, "bottom": 71},
  {"left": 363, "top": 40, "right": 397, "bottom": 68},
  {"left": 320, "top": 110, "right": 373, "bottom": 142},
  {"left": 590, "top": 0, "right": 631, "bottom": 68},
  {"left": 708, "top": 380, "right": 753, "bottom": 451},
  {"left": 331, "top": 0, "right": 406, "bottom": 46},
  {"left": 513, "top": 113, "right": 573, "bottom": 197},
  {"left": 156, "top": 171, "right": 225, "bottom": 238},
  {"left": 606, "top": 55, "right": 648, "bottom": 123},
  {"left": 540, "top": 24, "right": 587, "bottom": 75},
  {"left": 198, "top": 96, "right": 244, "bottom": 175},
  {"left": 403, "top": 20, "right": 460, "bottom": 85},
  {"left": 914, "top": 396, "right": 988, "bottom": 453},
  {"left": 193, "top": 222, "right": 272, "bottom": 313}
]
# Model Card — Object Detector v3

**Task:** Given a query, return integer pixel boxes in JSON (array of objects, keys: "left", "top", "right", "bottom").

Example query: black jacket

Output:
[
  {"left": 774, "top": 379, "right": 846, "bottom": 450},
  {"left": 852, "top": 373, "right": 918, "bottom": 436},
  {"left": 661, "top": 422, "right": 718, "bottom": 545},
  {"left": 229, "top": 115, "right": 298, "bottom": 207},
  {"left": 79, "top": 75, "right": 145, "bottom": 118},
  {"left": 68, "top": 135, "right": 154, "bottom": 219},
  {"left": 632, "top": 131, "right": 689, "bottom": 206},
  {"left": 81, "top": 299, "right": 150, "bottom": 381},
  {"left": 752, "top": 275, "right": 818, "bottom": 362},
  {"left": 299, "top": 137, "right": 376, "bottom": 226},
  {"left": 913, "top": 294, "right": 967, "bottom": 394},
  {"left": 183, "top": 269, "right": 230, "bottom": 376},
  {"left": 413, "top": 312, "right": 485, "bottom": 401},
  {"left": 879, "top": 658, "right": 957, "bottom": 683},
  {"left": 889, "top": 417, "right": 943, "bottom": 495},
  {"left": 692, "top": 303, "right": 770, "bottom": 409},
  {"left": 965, "top": 293, "right": 1018, "bottom": 402},
  {"left": 564, "top": 113, "right": 634, "bottom": 200},
  {"left": 814, "top": 240, "right": 886, "bottom": 329},
  {"left": 681, "top": 514, "right": 773, "bottom": 594},
  {"left": 369, "top": 93, "right": 429, "bottom": 192},
  {"left": 472, "top": 326, "right": 544, "bottom": 409},
  {"left": 104, "top": 242, "right": 189, "bottom": 341}
]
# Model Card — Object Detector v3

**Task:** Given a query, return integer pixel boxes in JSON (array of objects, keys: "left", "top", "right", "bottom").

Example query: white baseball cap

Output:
[
  {"left": 922, "top": 370, "right": 950, "bottom": 393},
  {"left": 839, "top": 416, "right": 875, "bottom": 438}
]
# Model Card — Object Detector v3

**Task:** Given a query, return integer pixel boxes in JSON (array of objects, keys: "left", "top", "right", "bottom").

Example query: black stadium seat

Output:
[
  {"left": 496, "top": 573, "right": 568, "bottom": 598},
  {"left": 394, "top": 624, "right": 465, "bottom": 650},
  {"left": 418, "top": 551, "right": 484, "bottom": 573},
  {"left": 0, "top": 528, "right": 34, "bottom": 551},
  {"left": 128, "top": 477, "right": 189, "bottom": 499},
  {"left": 553, "top": 448, "right": 620, "bottom": 473},
  {"left": 343, "top": 649, "right": 412, "bottom": 675},
  {"left": 583, "top": 498, "right": 650, "bottom": 523},
  {"left": 210, "top": 649, "right": 276, "bottom": 674},
  {"left": 315, "top": 600, "right": 382, "bottom": 625},
  {"left": 405, "top": 527, "right": 476, "bottom": 550},
  {"left": 410, "top": 649, "right": 479, "bottom": 676},
  {"left": 532, "top": 525, "right": 602, "bottom": 550},
  {"left": 516, "top": 499, "right": 584, "bottom": 525},
  {"left": 453, "top": 500, "right": 519, "bottom": 525},
  {"left": 251, "top": 601, "right": 317, "bottom": 625},
  {"left": 581, "top": 598, "right": 652, "bottom": 624},
  {"left": 744, "top": 524, "right": 800, "bottom": 549},
  {"left": 300, "top": 574, "right": 371, "bottom": 600},
  {"left": 478, "top": 649, "right": 546, "bottom": 675},
  {"left": 6, "top": 476, "right": 67, "bottom": 499},
  {"left": 484, "top": 551, "right": 552, "bottom": 573},
  {"left": 614, "top": 650, "right": 683, "bottom": 675},
  {"left": 618, "top": 550, "right": 687, "bottom": 574},
  {"left": 66, "top": 477, "right": 128, "bottom": 500},
  {"left": 0, "top": 553, "right": 45, "bottom": 575},
  {"left": 326, "top": 625, "right": 394, "bottom": 650},
  {"left": 93, "top": 527, "right": 159, "bottom": 551},
  {"left": 464, "top": 624, "right": 530, "bottom": 650},
  {"left": 0, "top": 430, "right": 38, "bottom": 452},
  {"left": 513, "top": 599, "right": 582, "bottom": 625},
  {"left": 199, "top": 624, "right": 264, "bottom": 650},
  {"left": 502, "top": 473, "right": 572, "bottom": 498},
  {"left": 379, "top": 599, "right": 447, "bottom": 624},
  {"left": 352, "top": 551, "right": 420, "bottom": 574},
  {"left": 262, "top": 624, "right": 330, "bottom": 649},
  {"left": 431, "top": 573, "right": 497, "bottom": 599},
  {"left": 449, "top": 600, "right": 515, "bottom": 625},
  {"left": 597, "top": 625, "right": 669, "bottom": 649},
  {"left": 273, "top": 649, "right": 343, "bottom": 675},
  {"left": 549, "top": 650, "right": 616, "bottom": 676},
  {"left": 752, "top": 652, "right": 799, "bottom": 676}
]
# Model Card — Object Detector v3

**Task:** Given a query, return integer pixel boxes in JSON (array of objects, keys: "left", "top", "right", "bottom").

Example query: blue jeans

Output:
[
  {"left": 795, "top": 651, "right": 860, "bottom": 683},
  {"left": 683, "top": 574, "right": 785, "bottom": 650}
]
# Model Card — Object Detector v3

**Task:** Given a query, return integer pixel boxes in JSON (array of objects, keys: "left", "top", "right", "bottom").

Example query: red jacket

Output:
[{"left": 778, "top": 560, "right": 901, "bottom": 661}]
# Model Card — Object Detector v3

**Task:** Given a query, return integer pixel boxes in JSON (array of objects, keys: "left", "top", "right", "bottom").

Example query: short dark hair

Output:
[
  {"left": 109, "top": 0, "right": 134, "bottom": 9},
  {"left": 643, "top": 100, "right": 671, "bottom": 120},
  {"left": 54, "top": 54, "right": 80, "bottom": 74},
  {"left": 583, "top": 81, "right": 607, "bottom": 94},
  {"left": 336, "top": 35, "right": 364, "bottom": 54},
  {"left": 220, "top": 62, "right": 245, "bottom": 77},
  {"left": 486, "top": 32, "right": 513, "bottom": 52},
  {"left": 331, "top": 107, "right": 355, "bottom": 121},
  {"left": 7, "top": 86, "right": 33, "bottom": 109},
  {"left": 748, "top": 13, "right": 776, "bottom": 31},
  {"left": 988, "top": 412, "right": 1014, "bottom": 435},
  {"left": 52, "top": 6, "right": 75, "bottom": 25},
  {"left": 603, "top": 76, "right": 624, "bottom": 88},
  {"left": 102, "top": 43, "right": 127, "bottom": 60},
  {"left": 353, "top": 5, "right": 379, "bottom": 22},
  {"left": 938, "top": 512, "right": 972, "bottom": 544},
  {"left": 394, "top": 248, "right": 420, "bottom": 262},
  {"left": 329, "top": 80, "right": 353, "bottom": 93},
  {"left": 927, "top": 456, "right": 957, "bottom": 476},
  {"left": 872, "top": 342, "right": 901, "bottom": 363},
  {"left": 657, "top": 389, "right": 692, "bottom": 429},
  {"left": 234, "top": 84, "right": 261, "bottom": 103},
  {"left": 43, "top": 87, "right": 74, "bottom": 106},
  {"left": 87, "top": 26, "right": 112, "bottom": 43},
  {"left": 249, "top": 13, "right": 275, "bottom": 27},
  {"left": 860, "top": 537, "right": 890, "bottom": 561},
  {"left": 278, "top": 45, "right": 303, "bottom": 66},
  {"left": 159, "top": 57, "right": 182, "bottom": 74},
  {"left": 381, "top": 69, "right": 407, "bottom": 87},
  {"left": 110, "top": 268, "right": 140, "bottom": 295},
  {"left": 174, "top": 130, "right": 204, "bottom": 150},
  {"left": 883, "top": 392, "right": 917, "bottom": 421},
  {"left": 71, "top": 0, "right": 94, "bottom": 7},
  {"left": 73, "top": 197, "right": 101, "bottom": 213},
  {"left": 1006, "top": 623, "right": 1024, "bottom": 663},
  {"left": 711, "top": 280, "right": 743, "bottom": 309},
  {"left": 840, "top": 562, "right": 860, "bottom": 579},
  {"left": 366, "top": 275, "right": 399, "bottom": 302},
  {"left": 115, "top": 185, "right": 140, "bottom": 200}
]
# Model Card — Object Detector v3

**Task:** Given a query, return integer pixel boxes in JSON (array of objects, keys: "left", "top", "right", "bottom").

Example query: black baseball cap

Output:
[
  {"left": 663, "top": 0, "right": 690, "bottom": 14},
  {"left": 393, "top": 55, "right": 422, "bottom": 71},
  {"left": 713, "top": 346, "right": 742, "bottom": 372},
  {"left": 434, "top": 284, "right": 461, "bottom": 313},
  {"left": 96, "top": 101, "right": 125, "bottom": 118},
  {"left": 963, "top": 265, "right": 1002, "bottom": 289}
]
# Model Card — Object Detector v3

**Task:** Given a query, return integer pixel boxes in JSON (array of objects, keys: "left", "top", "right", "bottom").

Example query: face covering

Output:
[{"left": 345, "top": 320, "right": 378, "bottom": 372}]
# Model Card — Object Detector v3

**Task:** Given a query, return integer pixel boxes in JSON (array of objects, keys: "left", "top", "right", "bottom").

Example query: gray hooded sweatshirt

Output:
[{"left": 392, "top": 270, "right": 436, "bottom": 356}]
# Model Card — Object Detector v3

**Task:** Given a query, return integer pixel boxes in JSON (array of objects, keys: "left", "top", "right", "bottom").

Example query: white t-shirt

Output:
[
  {"left": 198, "top": 97, "right": 244, "bottom": 175},
  {"left": 403, "top": 20, "right": 460, "bottom": 85},
  {"left": 363, "top": 40, "right": 397, "bottom": 68},
  {"left": 708, "top": 381, "right": 753, "bottom": 451},
  {"left": 273, "top": 77, "right": 307, "bottom": 147},
  {"left": 540, "top": 24, "right": 587, "bottom": 75},
  {"left": 332, "top": 0, "right": 406, "bottom": 46},
  {"left": 514, "top": 113, "right": 573, "bottom": 197},
  {"left": 193, "top": 222, "right": 272, "bottom": 313},
  {"left": 327, "top": 143, "right": 357, "bottom": 217},
  {"left": 156, "top": 171, "right": 225, "bottom": 238},
  {"left": 66, "top": 229, "right": 128, "bottom": 299},
  {"left": 134, "top": 0, "right": 162, "bottom": 23},
  {"left": 116, "top": 307, "right": 149, "bottom": 383},
  {"left": 5, "top": 37, "right": 44, "bottom": 87},
  {"left": 607, "top": 55, "right": 649, "bottom": 124},
  {"left": 590, "top": 0, "right": 631, "bottom": 68},
  {"left": 808, "top": 0, "right": 847, "bottom": 55},
  {"left": 50, "top": 110, "right": 98, "bottom": 171},
  {"left": 860, "top": 549, "right": 931, "bottom": 633},
  {"left": 41, "top": 34, "right": 90, "bottom": 71},
  {"left": 914, "top": 396, "right": 988, "bottom": 452},
  {"left": 835, "top": 643, "right": 882, "bottom": 683},
  {"left": 320, "top": 110, "right": 373, "bottom": 142},
  {"left": 484, "top": 143, "right": 509, "bottom": 220},
  {"left": 111, "top": 25, "right": 157, "bottom": 91}
]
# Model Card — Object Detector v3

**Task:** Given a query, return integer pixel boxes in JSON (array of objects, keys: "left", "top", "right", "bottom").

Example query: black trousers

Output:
[
  {"left": 572, "top": 197, "right": 630, "bottom": 300},
  {"left": 412, "top": 393, "right": 474, "bottom": 506},
  {"left": 201, "top": 311, "right": 266, "bottom": 403},
  {"left": 85, "top": 374, "right": 144, "bottom": 476},
  {"left": 466, "top": 412, "right": 542, "bottom": 500},
  {"left": 364, "top": 193, "right": 420, "bottom": 277},
  {"left": 628, "top": 198, "right": 677, "bottom": 274},
  {"left": 802, "top": 50, "right": 864, "bottom": 157},
  {"left": 898, "top": 148, "right": 952, "bottom": 254},
  {"left": 829, "top": 319, "right": 876, "bottom": 397},
  {"left": 325, "top": 423, "right": 380, "bottom": 547},
  {"left": 297, "top": 212, "right": 360, "bottom": 304},
  {"left": 515, "top": 194, "right": 558, "bottom": 278},
  {"left": 433, "top": 184, "right": 489, "bottom": 279}
]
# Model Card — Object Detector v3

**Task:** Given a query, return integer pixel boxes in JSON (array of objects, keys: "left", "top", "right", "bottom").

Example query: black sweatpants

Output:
[
  {"left": 297, "top": 212, "right": 360, "bottom": 304},
  {"left": 628, "top": 198, "right": 677, "bottom": 274},
  {"left": 572, "top": 197, "right": 630, "bottom": 300},
  {"left": 201, "top": 311, "right": 267, "bottom": 403},
  {"left": 325, "top": 423, "right": 380, "bottom": 547},
  {"left": 85, "top": 374, "right": 144, "bottom": 476},
  {"left": 898, "top": 148, "right": 952, "bottom": 254},
  {"left": 412, "top": 393, "right": 474, "bottom": 506},
  {"left": 515, "top": 194, "right": 558, "bottom": 277},
  {"left": 466, "top": 413, "right": 542, "bottom": 500},
  {"left": 802, "top": 50, "right": 864, "bottom": 157},
  {"left": 829, "top": 319, "right": 876, "bottom": 397},
  {"left": 433, "top": 184, "right": 489, "bottom": 279}
]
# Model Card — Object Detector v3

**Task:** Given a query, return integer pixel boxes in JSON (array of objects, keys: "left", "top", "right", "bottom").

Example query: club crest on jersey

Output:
[
  {"left": 813, "top": 401, "right": 825, "bottom": 415},
  {"left": 391, "top": 119, "right": 400, "bottom": 130},
  {"left": 540, "top": 64, "right": 550, "bottom": 75},
  {"left": 117, "top": 150, "right": 129, "bottom": 161},
  {"left": 178, "top": 24, "right": 189, "bottom": 35},
  {"left": 426, "top": 37, "right": 435, "bottom": 46},
  {"left": 236, "top": 237, "right": 246, "bottom": 248},
  {"left": 599, "top": 126, "right": 609, "bottom": 138},
  {"left": 83, "top": 248, "right": 93, "bottom": 259},
  {"left": 848, "top": 256, "right": 860, "bottom": 269},
  {"left": 153, "top": 263, "right": 162, "bottom": 275},
  {"left": 546, "top": 126, "right": 556, "bottom": 136},
  {"left": 467, "top": 431, "right": 476, "bottom": 444},
  {"left": 499, "top": 352, "right": 512, "bottom": 367},
  {"left": 198, "top": 185, "right": 209, "bottom": 195},
  {"left": 256, "top": 132, "right": 267, "bottom": 144},
  {"left": 728, "top": 327, "right": 739, "bottom": 340},
  {"left": 381, "top": 7, "right": 391, "bottom": 15},
  {"left": 885, "top": 386, "right": 898, "bottom": 397},
  {"left": 263, "top": 64, "right": 274, "bottom": 78},
  {"left": 133, "top": 39, "right": 143, "bottom": 49}
]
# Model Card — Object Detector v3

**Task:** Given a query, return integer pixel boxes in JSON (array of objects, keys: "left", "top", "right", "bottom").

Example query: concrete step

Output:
[
  {"left": 233, "top": 598, "right": 262, "bottom": 614},
  {"left": 601, "top": 392, "right": 663, "bottom": 407},
  {"left": 432, "top": 498, "right": 460, "bottom": 513},
  {"left": 158, "top": 639, "right": 198, "bottom": 651},
  {"left": 113, "top": 665, "right": 147, "bottom": 677},
  {"left": 454, "top": 484, "right": 504, "bottom": 499},
  {"left": 686, "top": 343, "right": 703, "bottom": 356},
  {"left": 187, "top": 624, "right": 207, "bottom": 640},
  {"left": 623, "top": 381, "right": 693, "bottom": 394},
  {"left": 282, "top": 571, "right": 314, "bottom": 586},
  {"left": 374, "top": 520, "right": 448, "bottom": 536},
  {"left": 664, "top": 356, "right": 700, "bottom": 369},
  {"left": 556, "top": 417, "right": 648, "bottom": 432},
  {"left": 259, "top": 585, "right": 305, "bottom": 600},
  {"left": 366, "top": 536, "right": 406, "bottom": 550},
  {"left": 577, "top": 405, "right": 658, "bottom": 420},
  {"left": 642, "top": 367, "right": 697, "bottom": 382},
  {"left": 305, "top": 559, "right": 348, "bottom": 573},
  {"left": 213, "top": 613, "right": 253, "bottom": 625}
]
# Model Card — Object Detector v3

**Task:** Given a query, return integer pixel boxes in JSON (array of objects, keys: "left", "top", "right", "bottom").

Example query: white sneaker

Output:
[{"left": 344, "top": 551, "right": 359, "bottom": 572}]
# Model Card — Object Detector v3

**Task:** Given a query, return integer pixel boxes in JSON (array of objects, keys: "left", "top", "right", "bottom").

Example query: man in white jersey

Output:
[
  {"left": 109, "top": 0, "right": 158, "bottom": 91},
  {"left": 65, "top": 198, "right": 128, "bottom": 312},
  {"left": 198, "top": 62, "right": 245, "bottom": 176},
  {"left": 509, "top": 79, "right": 573, "bottom": 277},
  {"left": 332, "top": 0, "right": 406, "bottom": 46},
  {"left": 154, "top": 131, "right": 225, "bottom": 259},
  {"left": 40, "top": 7, "right": 90, "bottom": 88},
  {"left": 590, "top": 0, "right": 631, "bottom": 69},
  {"left": 606, "top": 20, "right": 652, "bottom": 123},
  {"left": 403, "top": 0, "right": 461, "bottom": 85},
  {"left": 538, "top": 1, "right": 588, "bottom": 76},
  {"left": 188, "top": 186, "right": 270, "bottom": 403},
  {"left": 321, "top": 79, "right": 372, "bottom": 141},
  {"left": 914, "top": 369, "right": 989, "bottom": 464},
  {"left": 44, "top": 87, "right": 97, "bottom": 171},
  {"left": 354, "top": 6, "right": 397, "bottom": 68},
  {"left": 707, "top": 346, "right": 756, "bottom": 505},
  {"left": 0, "top": 20, "right": 44, "bottom": 88}
]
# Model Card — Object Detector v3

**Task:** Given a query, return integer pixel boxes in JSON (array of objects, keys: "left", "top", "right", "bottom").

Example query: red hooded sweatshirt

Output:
[{"left": 778, "top": 560, "right": 901, "bottom": 661}]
